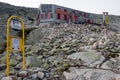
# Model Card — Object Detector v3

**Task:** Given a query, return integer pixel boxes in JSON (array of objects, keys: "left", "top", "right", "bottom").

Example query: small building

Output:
[{"left": 36, "top": 4, "right": 93, "bottom": 25}]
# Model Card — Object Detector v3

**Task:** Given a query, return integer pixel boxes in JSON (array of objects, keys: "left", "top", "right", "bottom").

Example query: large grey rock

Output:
[
  {"left": 0, "top": 64, "right": 6, "bottom": 71},
  {"left": 26, "top": 56, "right": 40, "bottom": 67},
  {"left": 0, "top": 56, "right": 6, "bottom": 64},
  {"left": 26, "top": 27, "right": 54, "bottom": 45},
  {"left": 10, "top": 57, "right": 18, "bottom": 66},
  {"left": 25, "top": 45, "right": 32, "bottom": 52},
  {"left": 10, "top": 75, "right": 18, "bottom": 80},
  {"left": 0, "top": 73, "right": 5, "bottom": 80},
  {"left": 101, "top": 58, "right": 118, "bottom": 69},
  {"left": 88, "top": 37, "right": 96, "bottom": 45},
  {"left": 37, "top": 71, "right": 45, "bottom": 79},
  {"left": 1, "top": 77, "right": 13, "bottom": 80},
  {"left": 67, "top": 51, "right": 105, "bottom": 67},
  {"left": 63, "top": 67, "right": 120, "bottom": 80},
  {"left": 0, "top": 38, "right": 6, "bottom": 53},
  {"left": 15, "top": 62, "right": 22, "bottom": 69},
  {"left": 18, "top": 70, "right": 28, "bottom": 78},
  {"left": 92, "top": 42, "right": 98, "bottom": 49},
  {"left": 21, "top": 67, "right": 48, "bottom": 80},
  {"left": 116, "top": 76, "right": 120, "bottom": 80},
  {"left": 63, "top": 71, "right": 76, "bottom": 80},
  {"left": 30, "top": 73, "right": 38, "bottom": 80},
  {"left": 92, "top": 39, "right": 106, "bottom": 49},
  {"left": 80, "top": 45, "right": 93, "bottom": 51}
]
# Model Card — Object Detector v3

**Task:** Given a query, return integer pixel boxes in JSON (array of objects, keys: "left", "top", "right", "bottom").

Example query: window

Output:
[
  {"left": 64, "top": 15, "right": 67, "bottom": 20},
  {"left": 45, "top": 13, "right": 48, "bottom": 19},
  {"left": 57, "top": 14, "right": 60, "bottom": 19},
  {"left": 42, "top": 5, "right": 46, "bottom": 12},
  {"left": 48, "top": 5, "right": 52, "bottom": 12},
  {"left": 64, "top": 9, "right": 67, "bottom": 12},
  {"left": 51, "top": 13, "right": 53, "bottom": 18},
  {"left": 57, "top": 8, "right": 61, "bottom": 10},
  {"left": 41, "top": 14, "right": 44, "bottom": 19},
  {"left": 42, "top": 5, "right": 52, "bottom": 12}
]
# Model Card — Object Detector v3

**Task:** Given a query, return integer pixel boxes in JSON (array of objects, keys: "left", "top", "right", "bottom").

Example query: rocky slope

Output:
[
  {"left": 0, "top": 2, "right": 37, "bottom": 25},
  {"left": 0, "top": 23, "right": 120, "bottom": 80},
  {"left": 0, "top": 2, "right": 120, "bottom": 80}
]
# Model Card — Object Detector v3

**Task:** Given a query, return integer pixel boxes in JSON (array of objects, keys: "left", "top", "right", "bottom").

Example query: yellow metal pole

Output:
[
  {"left": 6, "top": 16, "right": 11, "bottom": 76},
  {"left": 105, "top": 16, "right": 109, "bottom": 26},
  {"left": 21, "top": 18, "right": 26, "bottom": 70}
]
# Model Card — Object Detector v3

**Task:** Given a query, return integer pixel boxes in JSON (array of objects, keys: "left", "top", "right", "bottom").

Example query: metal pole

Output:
[
  {"left": 103, "top": 12, "right": 109, "bottom": 40},
  {"left": 6, "top": 19, "right": 10, "bottom": 76},
  {"left": 21, "top": 18, "right": 26, "bottom": 70},
  {"left": 6, "top": 16, "right": 11, "bottom": 76}
]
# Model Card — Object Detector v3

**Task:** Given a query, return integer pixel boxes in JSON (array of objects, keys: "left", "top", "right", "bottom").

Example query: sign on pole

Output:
[
  {"left": 103, "top": 12, "right": 109, "bottom": 26},
  {"left": 102, "top": 12, "right": 109, "bottom": 40},
  {"left": 12, "top": 38, "right": 20, "bottom": 50},
  {"left": 6, "top": 16, "right": 26, "bottom": 76},
  {"left": 11, "top": 19, "right": 22, "bottom": 30}
]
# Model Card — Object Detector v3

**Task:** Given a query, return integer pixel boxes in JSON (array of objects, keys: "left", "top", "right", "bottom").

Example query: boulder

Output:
[
  {"left": 30, "top": 73, "right": 38, "bottom": 80},
  {"left": 30, "top": 43, "right": 41, "bottom": 54},
  {"left": 98, "top": 39, "right": 105, "bottom": 49},
  {"left": 63, "top": 71, "right": 76, "bottom": 80},
  {"left": 101, "top": 58, "right": 118, "bottom": 69},
  {"left": 37, "top": 71, "right": 45, "bottom": 79},
  {"left": 26, "top": 56, "right": 41, "bottom": 67},
  {"left": 93, "top": 38, "right": 107, "bottom": 49},
  {"left": 63, "top": 67, "right": 119, "bottom": 80},
  {"left": 10, "top": 58, "right": 18, "bottom": 66},
  {"left": 0, "top": 38, "right": 6, "bottom": 53},
  {"left": 0, "top": 64, "right": 6, "bottom": 71},
  {"left": 62, "top": 47, "right": 70, "bottom": 52},
  {"left": 1, "top": 77, "right": 13, "bottom": 80},
  {"left": 116, "top": 76, "right": 120, "bottom": 80},
  {"left": 80, "top": 45, "right": 93, "bottom": 51},
  {"left": 25, "top": 45, "right": 32, "bottom": 52},
  {"left": 0, "top": 56, "right": 6, "bottom": 64},
  {"left": 0, "top": 73, "right": 5, "bottom": 80},
  {"left": 1, "top": 53, "right": 19, "bottom": 67},
  {"left": 67, "top": 51, "right": 105, "bottom": 67},
  {"left": 10, "top": 75, "right": 18, "bottom": 80},
  {"left": 88, "top": 37, "right": 96, "bottom": 45},
  {"left": 26, "top": 27, "right": 54, "bottom": 45},
  {"left": 92, "top": 42, "right": 98, "bottom": 49},
  {"left": 15, "top": 62, "right": 22, "bottom": 70},
  {"left": 60, "top": 42, "right": 68, "bottom": 48},
  {"left": 18, "top": 70, "right": 28, "bottom": 78}
]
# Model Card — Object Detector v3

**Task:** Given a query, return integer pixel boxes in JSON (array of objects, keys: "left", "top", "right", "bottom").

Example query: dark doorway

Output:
[
  {"left": 64, "top": 15, "right": 67, "bottom": 20},
  {"left": 57, "top": 14, "right": 60, "bottom": 19}
]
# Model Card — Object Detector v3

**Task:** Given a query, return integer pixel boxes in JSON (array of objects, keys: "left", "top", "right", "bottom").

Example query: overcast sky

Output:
[{"left": 0, "top": 0, "right": 120, "bottom": 15}]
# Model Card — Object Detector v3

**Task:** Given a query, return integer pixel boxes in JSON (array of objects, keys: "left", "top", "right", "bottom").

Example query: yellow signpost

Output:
[
  {"left": 105, "top": 16, "right": 109, "bottom": 26},
  {"left": 6, "top": 16, "right": 26, "bottom": 76},
  {"left": 103, "top": 12, "right": 109, "bottom": 26},
  {"left": 102, "top": 12, "right": 109, "bottom": 40}
]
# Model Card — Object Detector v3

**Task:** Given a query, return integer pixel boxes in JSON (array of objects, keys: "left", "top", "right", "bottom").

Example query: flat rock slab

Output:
[
  {"left": 67, "top": 51, "right": 105, "bottom": 67},
  {"left": 63, "top": 67, "right": 120, "bottom": 80}
]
